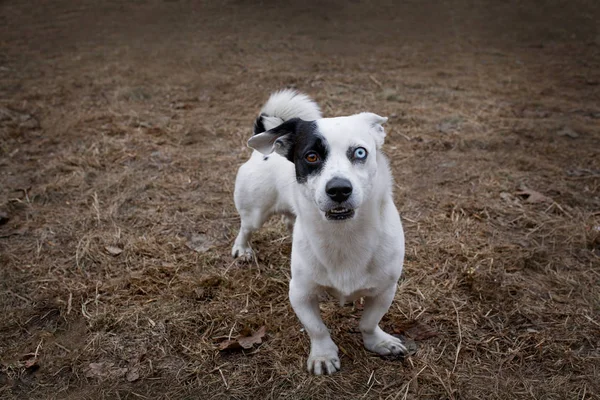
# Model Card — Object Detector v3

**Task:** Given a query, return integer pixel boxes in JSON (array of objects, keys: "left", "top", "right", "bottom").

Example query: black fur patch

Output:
[
  {"left": 264, "top": 118, "right": 328, "bottom": 183},
  {"left": 253, "top": 113, "right": 266, "bottom": 135},
  {"left": 292, "top": 126, "right": 328, "bottom": 184}
]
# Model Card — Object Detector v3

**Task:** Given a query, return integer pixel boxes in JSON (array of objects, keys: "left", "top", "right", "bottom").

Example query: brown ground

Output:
[{"left": 1, "top": 1, "right": 599, "bottom": 399}]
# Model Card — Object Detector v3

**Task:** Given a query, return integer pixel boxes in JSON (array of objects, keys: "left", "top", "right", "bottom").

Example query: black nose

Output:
[{"left": 325, "top": 177, "right": 353, "bottom": 203}]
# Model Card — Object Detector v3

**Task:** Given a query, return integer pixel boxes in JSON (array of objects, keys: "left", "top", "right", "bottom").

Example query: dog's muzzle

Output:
[{"left": 324, "top": 177, "right": 355, "bottom": 220}]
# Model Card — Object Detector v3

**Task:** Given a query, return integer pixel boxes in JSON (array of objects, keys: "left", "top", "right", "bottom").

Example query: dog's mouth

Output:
[{"left": 325, "top": 207, "right": 355, "bottom": 221}]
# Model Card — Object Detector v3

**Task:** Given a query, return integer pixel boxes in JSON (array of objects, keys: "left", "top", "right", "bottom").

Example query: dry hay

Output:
[{"left": 1, "top": 0, "right": 599, "bottom": 399}]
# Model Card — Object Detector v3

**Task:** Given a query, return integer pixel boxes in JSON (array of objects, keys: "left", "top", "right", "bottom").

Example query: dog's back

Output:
[{"left": 232, "top": 90, "right": 320, "bottom": 258}]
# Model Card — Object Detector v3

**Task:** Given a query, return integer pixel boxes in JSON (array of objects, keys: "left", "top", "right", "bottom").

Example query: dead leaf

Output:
[
  {"left": 186, "top": 233, "right": 214, "bottom": 253},
  {"left": 393, "top": 321, "right": 438, "bottom": 341},
  {"left": 173, "top": 102, "right": 192, "bottom": 110},
  {"left": 556, "top": 127, "right": 579, "bottom": 139},
  {"left": 84, "top": 362, "right": 128, "bottom": 379},
  {"left": 0, "top": 107, "right": 40, "bottom": 129},
  {"left": 105, "top": 246, "right": 123, "bottom": 256},
  {"left": 126, "top": 367, "right": 140, "bottom": 382},
  {"left": 219, "top": 326, "right": 267, "bottom": 351},
  {"left": 23, "top": 357, "right": 38, "bottom": 369},
  {"left": 515, "top": 187, "right": 552, "bottom": 204},
  {"left": 436, "top": 116, "right": 462, "bottom": 134},
  {"left": 0, "top": 226, "right": 28, "bottom": 238}
]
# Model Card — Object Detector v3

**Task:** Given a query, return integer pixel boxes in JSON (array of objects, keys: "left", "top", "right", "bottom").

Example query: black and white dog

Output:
[{"left": 232, "top": 90, "right": 406, "bottom": 375}]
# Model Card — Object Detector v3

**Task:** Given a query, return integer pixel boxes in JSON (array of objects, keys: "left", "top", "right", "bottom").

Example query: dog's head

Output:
[{"left": 248, "top": 113, "right": 387, "bottom": 221}]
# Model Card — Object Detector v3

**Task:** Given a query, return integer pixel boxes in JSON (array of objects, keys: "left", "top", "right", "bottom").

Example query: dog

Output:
[{"left": 232, "top": 90, "right": 406, "bottom": 375}]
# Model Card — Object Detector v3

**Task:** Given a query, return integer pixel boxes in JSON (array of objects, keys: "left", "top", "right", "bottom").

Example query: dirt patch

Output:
[{"left": 1, "top": 0, "right": 599, "bottom": 399}]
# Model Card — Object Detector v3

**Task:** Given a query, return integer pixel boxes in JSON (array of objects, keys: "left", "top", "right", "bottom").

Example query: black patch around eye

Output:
[
  {"left": 260, "top": 118, "right": 328, "bottom": 183},
  {"left": 263, "top": 155, "right": 269, "bottom": 161},
  {"left": 293, "top": 123, "right": 328, "bottom": 184}
]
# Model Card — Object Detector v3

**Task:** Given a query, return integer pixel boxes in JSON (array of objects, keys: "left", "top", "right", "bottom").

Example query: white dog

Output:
[{"left": 232, "top": 90, "right": 406, "bottom": 375}]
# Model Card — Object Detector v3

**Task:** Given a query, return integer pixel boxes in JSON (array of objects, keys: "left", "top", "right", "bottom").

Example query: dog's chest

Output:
[
  {"left": 313, "top": 254, "right": 384, "bottom": 303},
  {"left": 324, "top": 284, "right": 377, "bottom": 306}
]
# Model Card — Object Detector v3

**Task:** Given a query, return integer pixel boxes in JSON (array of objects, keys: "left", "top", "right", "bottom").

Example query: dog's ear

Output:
[
  {"left": 359, "top": 112, "right": 388, "bottom": 148},
  {"left": 247, "top": 118, "right": 300, "bottom": 158}
]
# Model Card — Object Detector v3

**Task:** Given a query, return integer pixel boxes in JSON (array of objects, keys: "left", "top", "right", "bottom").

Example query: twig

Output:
[
  {"left": 428, "top": 365, "right": 454, "bottom": 399},
  {"left": 395, "top": 365, "right": 427, "bottom": 400},
  {"left": 34, "top": 339, "right": 43, "bottom": 359},
  {"left": 369, "top": 75, "right": 384, "bottom": 89},
  {"left": 583, "top": 314, "right": 600, "bottom": 328},
  {"left": 452, "top": 301, "right": 462, "bottom": 374},
  {"left": 227, "top": 321, "right": 237, "bottom": 340},
  {"left": 4, "top": 290, "right": 31, "bottom": 303},
  {"left": 67, "top": 292, "right": 72, "bottom": 315},
  {"left": 219, "top": 368, "right": 229, "bottom": 389},
  {"left": 362, "top": 370, "right": 376, "bottom": 398}
]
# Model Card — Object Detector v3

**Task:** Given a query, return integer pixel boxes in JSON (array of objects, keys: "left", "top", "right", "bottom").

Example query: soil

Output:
[{"left": 1, "top": 1, "right": 599, "bottom": 399}]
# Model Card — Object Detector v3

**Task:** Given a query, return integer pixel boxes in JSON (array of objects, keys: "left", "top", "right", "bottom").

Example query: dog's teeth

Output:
[{"left": 330, "top": 208, "right": 349, "bottom": 214}]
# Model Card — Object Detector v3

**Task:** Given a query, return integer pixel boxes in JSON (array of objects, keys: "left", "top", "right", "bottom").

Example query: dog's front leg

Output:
[
  {"left": 289, "top": 279, "right": 340, "bottom": 375},
  {"left": 360, "top": 285, "right": 406, "bottom": 356}
]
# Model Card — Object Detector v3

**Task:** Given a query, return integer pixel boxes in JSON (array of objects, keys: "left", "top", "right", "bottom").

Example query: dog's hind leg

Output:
[{"left": 231, "top": 209, "right": 268, "bottom": 261}]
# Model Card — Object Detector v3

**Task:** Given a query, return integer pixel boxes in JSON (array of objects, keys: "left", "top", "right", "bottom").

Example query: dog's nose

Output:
[{"left": 325, "top": 177, "right": 353, "bottom": 203}]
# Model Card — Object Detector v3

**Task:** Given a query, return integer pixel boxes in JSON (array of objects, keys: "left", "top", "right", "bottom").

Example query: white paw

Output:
[
  {"left": 231, "top": 244, "right": 253, "bottom": 261},
  {"left": 307, "top": 340, "right": 340, "bottom": 375},
  {"left": 307, "top": 353, "right": 341, "bottom": 375},
  {"left": 363, "top": 329, "right": 407, "bottom": 356}
]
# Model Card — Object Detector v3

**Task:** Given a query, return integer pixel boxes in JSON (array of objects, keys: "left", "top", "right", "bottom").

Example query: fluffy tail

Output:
[{"left": 252, "top": 89, "right": 322, "bottom": 135}]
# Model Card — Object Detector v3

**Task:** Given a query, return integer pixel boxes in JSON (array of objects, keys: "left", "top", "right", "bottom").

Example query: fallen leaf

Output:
[
  {"left": 126, "top": 367, "right": 140, "bottom": 382},
  {"left": 499, "top": 192, "right": 513, "bottom": 202},
  {"left": 23, "top": 357, "right": 38, "bottom": 369},
  {"left": 566, "top": 168, "right": 600, "bottom": 177},
  {"left": 521, "top": 108, "right": 550, "bottom": 118},
  {"left": 186, "top": 233, "right": 214, "bottom": 253},
  {"left": 556, "top": 127, "right": 579, "bottom": 139},
  {"left": 219, "top": 326, "right": 267, "bottom": 351},
  {"left": 436, "top": 116, "right": 462, "bottom": 134},
  {"left": 515, "top": 187, "right": 552, "bottom": 204},
  {"left": 105, "top": 246, "right": 123, "bottom": 256},
  {"left": 394, "top": 321, "right": 438, "bottom": 341},
  {"left": 173, "top": 102, "right": 192, "bottom": 110},
  {"left": 85, "top": 362, "right": 128, "bottom": 379},
  {"left": 0, "top": 107, "right": 40, "bottom": 129},
  {"left": 0, "top": 226, "right": 28, "bottom": 239}
]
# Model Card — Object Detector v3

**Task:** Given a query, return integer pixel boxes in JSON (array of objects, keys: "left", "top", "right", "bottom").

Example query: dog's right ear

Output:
[{"left": 247, "top": 118, "right": 300, "bottom": 159}]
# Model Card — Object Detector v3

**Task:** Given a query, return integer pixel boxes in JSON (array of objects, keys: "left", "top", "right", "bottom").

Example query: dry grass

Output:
[{"left": 1, "top": 0, "right": 599, "bottom": 399}]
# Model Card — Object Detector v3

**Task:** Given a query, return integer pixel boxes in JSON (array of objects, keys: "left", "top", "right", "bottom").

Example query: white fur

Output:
[
  {"left": 232, "top": 90, "right": 406, "bottom": 375},
  {"left": 259, "top": 89, "right": 322, "bottom": 130}
]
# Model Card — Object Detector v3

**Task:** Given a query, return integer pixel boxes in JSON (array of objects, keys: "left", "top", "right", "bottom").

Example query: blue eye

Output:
[{"left": 354, "top": 147, "right": 367, "bottom": 160}]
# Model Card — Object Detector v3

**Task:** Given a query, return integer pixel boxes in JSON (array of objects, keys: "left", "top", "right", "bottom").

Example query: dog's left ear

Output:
[
  {"left": 247, "top": 118, "right": 299, "bottom": 159},
  {"left": 360, "top": 112, "right": 388, "bottom": 148}
]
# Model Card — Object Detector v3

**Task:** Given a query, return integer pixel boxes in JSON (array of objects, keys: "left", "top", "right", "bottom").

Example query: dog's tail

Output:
[{"left": 252, "top": 89, "right": 322, "bottom": 135}]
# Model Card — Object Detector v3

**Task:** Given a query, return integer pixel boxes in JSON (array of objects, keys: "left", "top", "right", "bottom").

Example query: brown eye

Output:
[{"left": 305, "top": 152, "right": 319, "bottom": 163}]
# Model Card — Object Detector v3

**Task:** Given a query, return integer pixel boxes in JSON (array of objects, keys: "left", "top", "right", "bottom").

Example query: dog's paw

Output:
[
  {"left": 307, "top": 340, "right": 340, "bottom": 375},
  {"left": 363, "top": 330, "right": 407, "bottom": 356},
  {"left": 231, "top": 244, "right": 253, "bottom": 261},
  {"left": 307, "top": 353, "right": 341, "bottom": 375}
]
